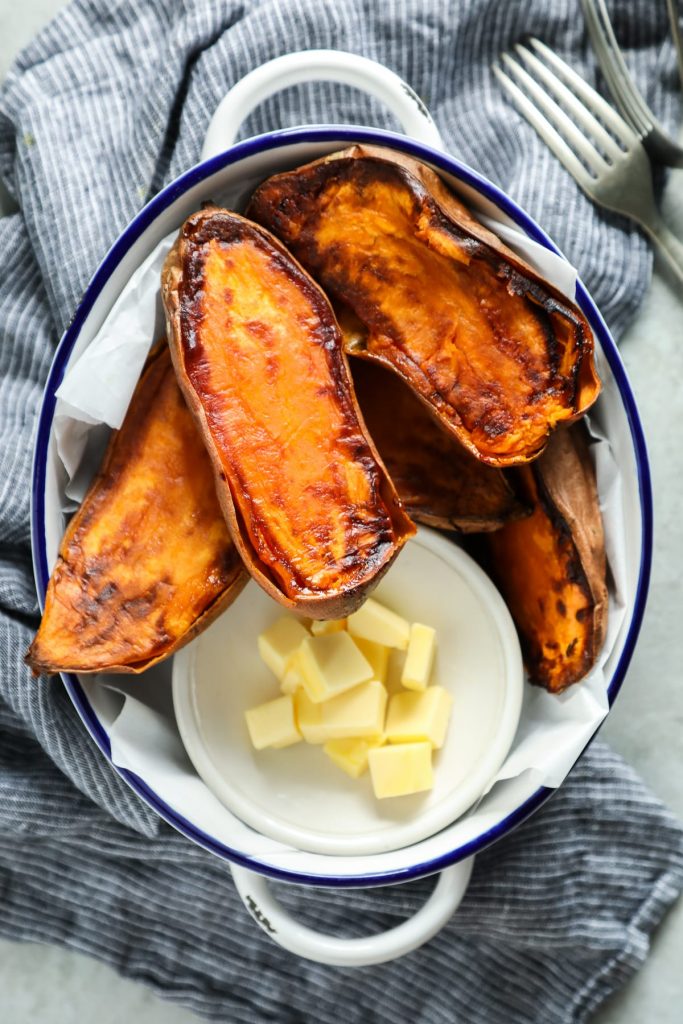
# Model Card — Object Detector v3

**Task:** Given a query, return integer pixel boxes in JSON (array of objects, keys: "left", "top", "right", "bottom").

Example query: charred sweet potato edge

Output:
[
  {"left": 161, "top": 207, "right": 414, "bottom": 619},
  {"left": 26, "top": 343, "right": 248, "bottom": 676},
  {"left": 248, "top": 144, "right": 601, "bottom": 467},
  {"left": 349, "top": 356, "right": 531, "bottom": 533},
  {"left": 486, "top": 427, "right": 607, "bottom": 691}
]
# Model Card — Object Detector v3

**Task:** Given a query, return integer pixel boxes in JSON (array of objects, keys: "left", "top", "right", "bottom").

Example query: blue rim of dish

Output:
[{"left": 31, "top": 125, "right": 653, "bottom": 889}]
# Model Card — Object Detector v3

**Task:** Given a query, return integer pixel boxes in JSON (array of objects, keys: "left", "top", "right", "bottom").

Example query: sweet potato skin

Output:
[
  {"left": 161, "top": 208, "right": 414, "bottom": 619},
  {"left": 350, "top": 358, "right": 529, "bottom": 532},
  {"left": 248, "top": 145, "right": 601, "bottom": 468},
  {"left": 26, "top": 344, "right": 248, "bottom": 676},
  {"left": 484, "top": 425, "right": 607, "bottom": 691}
]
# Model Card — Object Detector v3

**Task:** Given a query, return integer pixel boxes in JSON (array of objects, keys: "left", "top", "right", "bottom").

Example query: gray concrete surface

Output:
[{"left": 1, "top": 3, "right": 682, "bottom": 1021}]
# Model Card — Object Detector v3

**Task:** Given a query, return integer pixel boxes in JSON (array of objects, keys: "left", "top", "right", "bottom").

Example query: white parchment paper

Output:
[{"left": 50, "top": 208, "right": 627, "bottom": 831}]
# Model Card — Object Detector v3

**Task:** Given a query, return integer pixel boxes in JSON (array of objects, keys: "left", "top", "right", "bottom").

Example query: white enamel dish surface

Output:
[
  {"left": 31, "top": 127, "right": 652, "bottom": 887},
  {"left": 173, "top": 528, "right": 524, "bottom": 857}
]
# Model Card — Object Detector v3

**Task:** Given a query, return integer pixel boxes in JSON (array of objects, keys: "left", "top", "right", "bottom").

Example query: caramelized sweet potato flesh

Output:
[
  {"left": 162, "top": 209, "right": 414, "bottom": 614},
  {"left": 248, "top": 147, "right": 600, "bottom": 467},
  {"left": 350, "top": 359, "right": 528, "bottom": 532},
  {"left": 484, "top": 427, "right": 607, "bottom": 691},
  {"left": 27, "top": 345, "right": 247, "bottom": 675}
]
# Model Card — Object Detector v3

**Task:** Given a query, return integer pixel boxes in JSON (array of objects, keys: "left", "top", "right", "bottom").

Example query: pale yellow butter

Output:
[
  {"left": 295, "top": 682, "right": 387, "bottom": 743},
  {"left": 323, "top": 735, "right": 385, "bottom": 778},
  {"left": 310, "top": 618, "right": 347, "bottom": 636},
  {"left": 401, "top": 623, "right": 436, "bottom": 691},
  {"left": 368, "top": 741, "right": 433, "bottom": 798},
  {"left": 385, "top": 687, "right": 452, "bottom": 749},
  {"left": 352, "top": 636, "right": 390, "bottom": 684},
  {"left": 298, "top": 631, "right": 374, "bottom": 703},
  {"left": 257, "top": 617, "right": 309, "bottom": 681},
  {"left": 384, "top": 648, "right": 408, "bottom": 695},
  {"left": 279, "top": 651, "right": 304, "bottom": 695},
  {"left": 347, "top": 598, "right": 410, "bottom": 650},
  {"left": 245, "top": 695, "right": 301, "bottom": 750}
]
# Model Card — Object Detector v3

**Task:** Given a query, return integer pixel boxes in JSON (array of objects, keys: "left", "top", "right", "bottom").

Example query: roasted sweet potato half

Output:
[
  {"left": 26, "top": 344, "right": 248, "bottom": 676},
  {"left": 161, "top": 208, "right": 414, "bottom": 618},
  {"left": 350, "top": 358, "right": 529, "bottom": 532},
  {"left": 484, "top": 425, "right": 607, "bottom": 692},
  {"left": 248, "top": 145, "right": 601, "bottom": 468}
]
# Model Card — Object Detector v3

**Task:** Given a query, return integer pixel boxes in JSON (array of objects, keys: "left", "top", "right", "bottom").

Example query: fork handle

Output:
[{"left": 641, "top": 219, "right": 683, "bottom": 285}]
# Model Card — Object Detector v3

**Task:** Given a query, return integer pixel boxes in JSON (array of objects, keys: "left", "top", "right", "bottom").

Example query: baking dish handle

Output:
[
  {"left": 201, "top": 49, "right": 444, "bottom": 160},
  {"left": 230, "top": 857, "right": 473, "bottom": 967}
]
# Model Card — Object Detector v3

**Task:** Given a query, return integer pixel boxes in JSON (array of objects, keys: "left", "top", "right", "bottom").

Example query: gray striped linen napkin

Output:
[{"left": 0, "top": 1, "right": 682, "bottom": 1021}]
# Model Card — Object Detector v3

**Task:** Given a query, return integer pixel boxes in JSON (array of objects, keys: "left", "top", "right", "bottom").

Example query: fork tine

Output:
[
  {"left": 581, "top": 0, "right": 651, "bottom": 132},
  {"left": 580, "top": 0, "right": 652, "bottom": 135},
  {"left": 666, "top": 0, "right": 683, "bottom": 93},
  {"left": 500, "top": 53, "right": 607, "bottom": 175},
  {"left": 514, "top": 43, "right": 624, "bottom": 162},
  {"left": 492, "top": 63, "right": 593, "bottom": 187},
  {"left": 528, "top": 38, "right": 641, "bottom": 149}
]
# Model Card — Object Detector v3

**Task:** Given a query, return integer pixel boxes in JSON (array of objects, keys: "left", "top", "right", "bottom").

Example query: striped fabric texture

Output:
[{"left": 0, "top": 1, "right": 681, "bottom": 1021}]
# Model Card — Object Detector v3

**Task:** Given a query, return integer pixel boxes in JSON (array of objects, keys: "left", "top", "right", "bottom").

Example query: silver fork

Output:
[
  {"left": 493, "top": 38, "right": 683, "bottom": 284},
  {"left": 580, "top": 0, "right": 683, "bottom": 168}
]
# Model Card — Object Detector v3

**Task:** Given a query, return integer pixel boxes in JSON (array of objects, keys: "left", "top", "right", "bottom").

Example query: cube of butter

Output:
[
  {"left": 245, "top": 695, "right": 302, "bottom": 750},
  {"left": 352, "top": 636, "right": 390, "bottom": 684},
  {"left": 295, "top": 682, "right": 387, "bottom": 743},
  {"left": 297, "top": 631, "right": 374, "bottom": 703},
  {"left": 368, "top": 741, "right": 433, "bottom": 798},
  {"left": 385, "top": 687, "right": 452, "bottom": 749},
  {"left": 258, "top": 617, "right": 309, "bottom": 681},
  {"left": 279, "top": 651, "right": 304, "bottom": 695},
  {"left": 347, "top": 598, "right": 410, "bottom": 650},
  {"left": 323, "top": 736, "right": 385, "bottom": 778},
  {"left": 401, "top": 623, "right": 436, "bottom": 691},
  {"left": 310, "top": 618, "right": 347, "bottom": 636}
]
